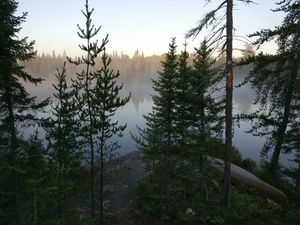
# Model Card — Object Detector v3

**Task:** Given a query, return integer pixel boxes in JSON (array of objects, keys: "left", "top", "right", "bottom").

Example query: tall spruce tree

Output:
[
  {"left": 134, "top": 40, "right": 226, "bottom": 220},
  {"left": 0, "top": 1, "right": 48, "bottom": 224},
  {"left": 151, "top": 38, "right": 178, "bottom": 151},
  {"left": 134, "top": 38, "right": 178, "bottom": 168},
  {"left": 133, "top": 38, "right": 179, "bottom": 194},
  {"left": 43, "top": 63, "right": 82, "bottom": 223},
  {"left": 20, "top": 131, "right": 47, "bottom": 225},
  {"left": 68, "top": 0, "right": 130, "bottom": 221},
  {"left": 91, "top": 49, "right": 130, "bottom": 223},
  {"left": 240, "top": 0, "right": 300, "bottom": 178},
  {"left": 191, "top": 41, "right": 224, "bottom": 144},
  {"left": 186, "top": 0, "right": 254, "bottom": 207},
  {"left": 174, "top": 42, "right": 194, "bottom": 147},
  {"left": 67, "top": 0, "right": 108, "bottom": 217}
]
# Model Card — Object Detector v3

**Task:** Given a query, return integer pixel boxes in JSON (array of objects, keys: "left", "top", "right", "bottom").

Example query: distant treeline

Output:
[
  {"left": 20, "top": 50, "right": 163, "bottom": 82},
  {"left": 20, "top": 45, "right": 252, "bottom": 82},
  {"left": 19, "top": 50, "right": 167, "bottom": 105},
  {"left": 19, "top": 48, "right": 251, "bottom": 106}
]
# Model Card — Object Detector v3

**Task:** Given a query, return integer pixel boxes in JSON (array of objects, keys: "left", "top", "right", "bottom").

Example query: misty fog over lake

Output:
[{"left": 21, "top": 55, "right": 295, "bottom": 167}]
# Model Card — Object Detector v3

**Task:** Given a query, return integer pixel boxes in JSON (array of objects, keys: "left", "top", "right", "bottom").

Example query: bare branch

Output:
[{"left": 185, "top": 0, "right": 227, "bottom": 39}]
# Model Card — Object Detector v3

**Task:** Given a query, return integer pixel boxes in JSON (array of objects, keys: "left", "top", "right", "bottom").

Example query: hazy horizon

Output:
[{"left": 18, "top": 0, "right": 285, "bottom": 58}]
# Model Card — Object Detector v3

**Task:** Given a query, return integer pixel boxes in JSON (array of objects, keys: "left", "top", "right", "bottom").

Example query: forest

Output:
[{"left": 0, "top": 0, "right": 300, "bottom": 225}]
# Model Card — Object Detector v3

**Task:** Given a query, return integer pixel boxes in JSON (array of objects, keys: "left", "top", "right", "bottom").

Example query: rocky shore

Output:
[{"left": 78, "top": 150, "right": 147, "bottom": 213}]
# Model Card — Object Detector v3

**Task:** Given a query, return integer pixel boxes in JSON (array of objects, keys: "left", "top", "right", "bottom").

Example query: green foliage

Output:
[
  {"left": 174, "top": 42, "right": 193, "bottom": 146},
  {"left": 91, "top": 50, "right": 130, "bottom": 157},
  {"left": 135, "top": 39, "right": 224, "bottom": 167},
  {"left": 238, "top": 0, "right": 300, "bottom": 176},
  {"left": 241, "top": 157, "right": 257, "bottom": 173},
  {"left": 67, "top": 0, "right": 109, "bottom": 219},
  {"left": 222, "top": 188, "right": 284, "bottom": 225},
  {"left": 92, "top": 48, "right": 130, "bottom": 221},
  {"left": 132, "top": 35, "right": 300, "bottom": 225},
  {"left": 190, "top": 40, "right": 224, "bottom": 142},
  {"left": 151, "top": 37, "right": 178, "bottom": 148},
  {"left": 67, "top": 0, "right": 130, "bottom": 220},
  {"left": 286, "top": 191, "right": 300, "bottom": 225},
  {"left": 0, "top": 131, "right": 51, "bottom": 225},
  {"left": 43, "top": 63, "right": 85, "bottom": 224},
  {"left": 134, "top": 38, "right": 226, "bottom": 223},
  {"left": 0, "top": 1, "right": 48, "bottom": 224},
  {"left": 135, "top": 178, "right": 292, "bottom": 225}
]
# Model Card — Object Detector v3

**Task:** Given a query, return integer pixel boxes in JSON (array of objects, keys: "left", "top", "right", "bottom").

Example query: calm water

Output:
[
  {"left": 22, "top": 66, "right": 295, "bottom": 167},
  {"left": 115, "top": 98, "right": 263, "bottom": 157},
  {"left": 114, "top": 68, "right": 295, "bottom": 167},
  {"left": 116, "top": 98, "right": 294, "bottom": 167}
]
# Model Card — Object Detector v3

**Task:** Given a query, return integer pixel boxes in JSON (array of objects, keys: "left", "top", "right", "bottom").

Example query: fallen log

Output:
[{"left": 207, "top": 157, "right": 289, "bottom": 206}]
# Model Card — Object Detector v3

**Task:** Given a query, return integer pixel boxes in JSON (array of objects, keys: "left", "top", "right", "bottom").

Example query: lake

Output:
[
  {"left": 22, "top": 66, "right": 295, "bottom": 167},
  {"left": 113, "top": 67, "right": 295, "bottom": 167}
]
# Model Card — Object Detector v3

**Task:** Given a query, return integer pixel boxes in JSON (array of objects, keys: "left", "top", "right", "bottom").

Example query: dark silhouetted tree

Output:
[
  {"left": 174, "top": 42, "right": 193, "bottom": 147},
  {"left": 91, "top": 50, "right": 130, "bottom": 222},
  {"left": 43, "top": 63, "right": 83, "bottom": 223},
  {"left": 68, "top": 1, "right": 129, "bottom": 222},
  {"left": 20, "top": 131, "right": 47, "bottom": 225},
  {"left": 0, "top": 1, "right": 48, "bottom": 224},
  {"left": 240, "top": 0, "right": 300, "bottom": 179},
  {"left": 152, "top": 38, "right": 178, "bottom": 149},
  {"left": 67, "top": 0, "right": 108, "bottom": 218},
  {"left": 186, "top": 0, "right": 254, "bottom": 207},
  {"left": 191, "top": 40, "right": 224, "bottom": 145}
]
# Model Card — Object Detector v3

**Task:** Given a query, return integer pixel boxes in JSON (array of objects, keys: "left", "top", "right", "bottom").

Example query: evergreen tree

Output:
[
  {"left": 285, "top": 120, "right": 300, "bottom": 189},
  {"left": 186, "top": 40, "right": 225, "bottom": 174},
  {"left": 0, "top": 1, "right": 48, "bottom": 224},
  {"left": 19, "top": 131, "right": 47, "bottom": 225},
  {"left": 191, "top": 40, "right": 224, "bottom": 145},
  {"left": 174, "top": 42, "right": 194, "bottom": 147},
  {"left": 240, "top": 0, "right": 300, "bottom": 178},
  {"left": 68, "top": 1, "right": 130, "bottom": 221},
  {"left": 91, "top": 50, "right": 130, "bottom": 222},
  {"left": 186, "top": 0, "right": 254, "bottom": 207},
  {"left": 241, "top": 42, "right": 255, "bottom": 59},
  {"left": 67, "top": 0, "right": 108, "bottom": 217},
  {"left": 185, "top": 0, "right": 233, "bottom": 207},
  {"left": 135, "top": 39, "right": 224, "bottom": 179},
  {"left": 151, "top": 38, "right": 178, "bottom": 151},
  {"left": 134, "top": 38, "right": 178, "bottom": 170},
  {"left": 133, "top": 111, "right": 161, "bottom": 175},
  {"left": 134, "top": 40, "right": 226, "bottom": 221},
  {"left": 133, "top": 39, "right": 180, "bottom": 207},
  {"left": 134, "top": 38, "right": 178, "bottom": 161},
  {"left": 43, "top": 63, "right": 83, "bottom": 223}
]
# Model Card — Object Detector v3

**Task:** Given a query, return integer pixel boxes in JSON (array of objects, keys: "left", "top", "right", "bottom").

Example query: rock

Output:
[
  {"left": 77, "top": 150, "right": 146, "bottom": 213},
  {"left": 104, "top": 150, "right": 146, "bottom": 212}
]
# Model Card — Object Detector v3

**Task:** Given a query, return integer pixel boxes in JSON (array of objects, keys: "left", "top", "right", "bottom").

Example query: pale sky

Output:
[{"left": 17, "top": 0, "right": 285, "bottom": 57}]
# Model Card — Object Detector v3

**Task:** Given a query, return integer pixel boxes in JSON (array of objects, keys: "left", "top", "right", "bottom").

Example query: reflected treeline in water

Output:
[
  {"left": 19, "top": 56, "right": 294, "bottom": 167},
  {"left": 20, "top": 50, "right": 163, "bottom": 81},
  {"left": 20, "top": 50, "right": 256, "bottom": 113},
  {"left": 20, "top": 50, "right": 161, "bottom": 104}
]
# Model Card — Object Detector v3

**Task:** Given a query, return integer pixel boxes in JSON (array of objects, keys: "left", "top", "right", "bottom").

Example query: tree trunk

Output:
[
  {"left": 89, "top": 119, "right": 95, "bottom": 218},
  {"left": 270, "top": 57, "right": 298, "bottom": 172},
  {"left": 58, "top": 112, "right": 63, "bottom": 220},
  {"left": 100, "top": 138, "right": 104, "bottom": 225},
  {"left": 6, "top": 87, "right": 23, "bottom": 225},
  {"left": 224, "top": 0, "right": 233, "bottom": 208},
  {"left": 84, "top": 36, "right": 95, "bottom": 218},
  {"left": 296, "top": 161, "right": 300, "bottom": 190},
  {"left": 33, "top": 183, "right": 37, "bottom": 225}
]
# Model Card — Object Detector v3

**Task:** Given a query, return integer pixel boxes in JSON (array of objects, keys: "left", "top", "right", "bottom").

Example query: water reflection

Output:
[{"left": 22, "top": 66, "right": 295, "bottom": 167}]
